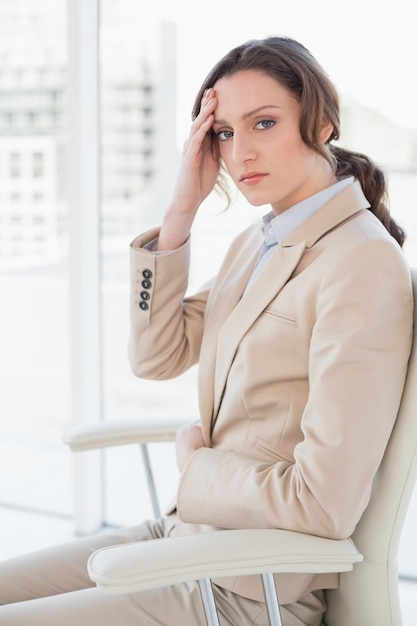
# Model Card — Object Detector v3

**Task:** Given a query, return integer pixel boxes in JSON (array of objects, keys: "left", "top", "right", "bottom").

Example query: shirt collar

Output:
[{"left": 262, "top": 177, "right": 355, "bottom": 246}]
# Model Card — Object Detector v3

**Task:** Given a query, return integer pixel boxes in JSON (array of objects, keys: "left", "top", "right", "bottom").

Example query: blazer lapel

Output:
[
  {"left": 199, "top": 179, "right": 370, "bottom": 434},
  {"left": 198, "top": 231, "right": 262, "bottom": 441},
  {"left": 212, "top": 241, "right": 306, "bottom": 423}
]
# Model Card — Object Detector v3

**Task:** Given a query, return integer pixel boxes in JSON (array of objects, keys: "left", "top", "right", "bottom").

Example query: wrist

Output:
[{"left": 157, "top": 207, "right": 195, "bottom": 251}]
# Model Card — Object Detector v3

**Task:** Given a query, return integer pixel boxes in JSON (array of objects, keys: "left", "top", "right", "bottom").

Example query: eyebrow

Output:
[{"left": 213, "top": 105, "right": 282, "bottom": 126}]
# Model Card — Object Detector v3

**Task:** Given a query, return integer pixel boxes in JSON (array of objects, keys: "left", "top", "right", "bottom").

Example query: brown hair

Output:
[{"left": 192, "top": 36, "right": 405, "bottom": 246}]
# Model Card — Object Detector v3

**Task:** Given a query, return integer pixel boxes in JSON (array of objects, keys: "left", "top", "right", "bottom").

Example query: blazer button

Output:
[
  {"left": 140, "top": 290, "right": 150, "bottom": 301},
  {"left": 142, "top": 269, "right": 153, "bottom": 279},
  {"left": 142, "top": 279, "right": 152, "bottom": 289},
  {"left": 139, "top": 301, "right": 149, "bottom": 311}
]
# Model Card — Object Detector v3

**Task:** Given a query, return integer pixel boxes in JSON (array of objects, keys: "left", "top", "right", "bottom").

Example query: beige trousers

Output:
[{"left": 0, "top": 517, "right": 326, "bottom": 625}]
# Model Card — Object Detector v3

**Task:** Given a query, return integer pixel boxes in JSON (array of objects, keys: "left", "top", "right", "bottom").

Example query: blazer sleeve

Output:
[
  {"left": 128, "top": 227, "right": 210, "bottom": 380},
  {"left": 176, "top": 238, "right": 414, "bottom": 539}
]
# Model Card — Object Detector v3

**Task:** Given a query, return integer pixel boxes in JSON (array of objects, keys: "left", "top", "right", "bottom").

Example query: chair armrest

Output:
[
  {"left": 63, "top": 417, "right": 188, "bottom": 451},
  {"left": 88, "top": 528, "right": 362, "bottom": 595}
]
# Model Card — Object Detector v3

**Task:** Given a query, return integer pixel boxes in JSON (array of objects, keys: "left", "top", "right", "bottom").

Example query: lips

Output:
[{"left": 239, "top": 171, "right": 268, "bottom": 185}]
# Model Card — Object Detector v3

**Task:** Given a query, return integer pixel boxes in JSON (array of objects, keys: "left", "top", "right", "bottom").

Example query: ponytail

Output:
[{"left": 330, "top": 145, "right": 406, "bottom": 247}]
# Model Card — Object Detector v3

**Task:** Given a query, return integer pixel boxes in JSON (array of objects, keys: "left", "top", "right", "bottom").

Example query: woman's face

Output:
[{"left": 211, "top": 69, "right": 333, "bottom": 215}]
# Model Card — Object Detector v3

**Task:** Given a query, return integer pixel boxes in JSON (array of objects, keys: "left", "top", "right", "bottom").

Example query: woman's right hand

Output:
[{"left": 157, "top": 88, "right": 219, "bottom": 251}]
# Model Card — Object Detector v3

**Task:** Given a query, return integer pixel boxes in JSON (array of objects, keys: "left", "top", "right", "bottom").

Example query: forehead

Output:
[{"left": 212, "top": 69, "right": 295, "bottom": 120}]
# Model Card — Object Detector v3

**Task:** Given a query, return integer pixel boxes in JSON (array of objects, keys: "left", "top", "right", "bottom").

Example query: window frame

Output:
[{"left": 67, "top": 0, "right": 104, "bottom": 534}]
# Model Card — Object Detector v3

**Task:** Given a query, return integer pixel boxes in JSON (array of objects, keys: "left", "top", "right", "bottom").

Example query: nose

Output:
[{"left": 231, "top": 132, "right": 257, "bottom": 165}]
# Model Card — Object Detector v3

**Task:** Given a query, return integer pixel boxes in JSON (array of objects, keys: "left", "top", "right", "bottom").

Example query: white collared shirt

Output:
[{"left": 247, "top": 177, "right": 354, "bottom": 286}]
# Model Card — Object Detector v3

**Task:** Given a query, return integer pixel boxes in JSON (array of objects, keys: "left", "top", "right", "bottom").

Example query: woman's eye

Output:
[
  {"left": 216, "top": 130, "right": 234, "bottom": 141},
  {"left": 255, "top": 119, "right": 275, "bottom": 130}
]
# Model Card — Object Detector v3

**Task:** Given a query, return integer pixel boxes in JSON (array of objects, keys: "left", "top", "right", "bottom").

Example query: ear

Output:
[{"left": 320, "top": 118, "right": 334, "bottom": 144}]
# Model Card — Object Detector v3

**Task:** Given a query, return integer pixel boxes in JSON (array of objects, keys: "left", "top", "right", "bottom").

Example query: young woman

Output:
[{"left": 0, "top": 35, "right": 413, "bottom": 626}]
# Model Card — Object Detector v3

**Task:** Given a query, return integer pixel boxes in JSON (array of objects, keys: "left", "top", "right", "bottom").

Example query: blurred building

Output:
[
  {"left": 0, "top": 0, "right": 178, "bottom": 267},
  {"left": 100, "top": 3, "right": 178, "bottom": 237},
  {"left": 0, "top": 0, "right": 66, "bottom": 265}
]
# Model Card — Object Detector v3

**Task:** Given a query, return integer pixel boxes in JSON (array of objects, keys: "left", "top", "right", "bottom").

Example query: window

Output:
[
  {"left": 32, "top": 152, "right": 44, "bottom": 178},
  {"left": 9, "top": 152, "right": 20, "bottom": 177},
  {"left": 0, "top": 0, "right": 71, "bottom": 528},
  {"left": 98, "top": 4, "right": 186, "bottom": 526}
]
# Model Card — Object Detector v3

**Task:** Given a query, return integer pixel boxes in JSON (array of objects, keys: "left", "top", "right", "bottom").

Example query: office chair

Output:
[{"left": 65, "top": 268, "right": 417, "bottom": 626}]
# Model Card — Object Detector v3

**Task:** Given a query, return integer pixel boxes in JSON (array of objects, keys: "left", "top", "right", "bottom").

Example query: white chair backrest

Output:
[{"left": 326, "top": 267, "right": 417, "bottom": 626}]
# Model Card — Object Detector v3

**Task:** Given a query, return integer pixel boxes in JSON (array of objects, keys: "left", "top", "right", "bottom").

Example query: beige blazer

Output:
[{"left": 129, "top": 180, "right": 414, "bottom": 604}]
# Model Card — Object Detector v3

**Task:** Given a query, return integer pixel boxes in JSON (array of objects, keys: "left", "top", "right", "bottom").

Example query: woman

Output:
[{"left": 0, "top": 35, "right": 413, "bottom": 626}]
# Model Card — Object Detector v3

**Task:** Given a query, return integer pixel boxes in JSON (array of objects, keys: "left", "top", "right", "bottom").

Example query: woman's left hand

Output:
[{"left": 175, "top": 421, "right": 205, "bottom": 471}]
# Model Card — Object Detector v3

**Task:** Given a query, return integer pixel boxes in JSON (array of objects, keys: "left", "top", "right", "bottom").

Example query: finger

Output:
[
  {"left": 183, "top": 113, "right": 215, "bottom": 160},
  {"left": 196, "top": 87, "right": 214, "bottom": 117},
  {"left": 192, "top": 93, "right": 217, "bottom": 133}
]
